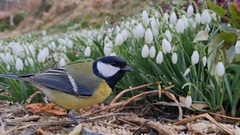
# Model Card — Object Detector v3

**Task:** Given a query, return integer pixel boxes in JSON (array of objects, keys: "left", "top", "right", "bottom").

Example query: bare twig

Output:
[
  {"left": 175, "top": 113, "right": 233, "bottom": 135},
  {"left": 111, "top": 83, "right": 154, "bottom": 104},
  {"left": 119, "top": 116, "right": 172, "bottom": 135},
  {"left": 26, "top": 91, "right": 42, "bottom": 104}
]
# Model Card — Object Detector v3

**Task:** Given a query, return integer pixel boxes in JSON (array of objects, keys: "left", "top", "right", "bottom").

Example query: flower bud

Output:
[
  {"left": 175, "top": 19, "right": 184, "bottom": 33},
  {"left": 202, "top": 56, "right": 207, "bottom": 67},
  {"left": 235, "top": 41, "right": 240, "bottom": 54},
  {"left": 187, "top": 4, "right": 194, "bottom": 17},
  {"left": 163, "top": 12, "right": 169, "bottom": 22},
  {"left": 164, "top": 30, "right": 172, "bottom": 42},
  {"left": 149, "top": 46, "right": 156, "bottom": 58},
  {"left": 171, "top": 52, "right": 178, "bottom": 64},
  {"left": 162, "top": 39, "right": 172, "bottom": 54},
  {"left": 170, "top": 12, "right": 177, "bottom": 24},
  {"left": 195, "top": 13, "right": 201, "bottom": 24},
  {"left": 59, "top": 58, "right": 66, "bottom": 67},
  {"left": 121, "top": 29, "right": 129, "bottom": 42},
  {"left": 15, "top": 58, "right": 24, "bottom": 71},
  {"left": 182, "top": 15, "right": 189, "bottom": 29},
  {"left": 141, "top": 44, "right": 149, "bottom": 58},
  {"left": 84, "top": 46, "right": 91, "bottom": 57},
  {"left": 156, "top": 51, "right": 164, "bottom": 64},
  {"left": 142, "top": 10, "right": 149, "bottom": 25},
  {"left": 201, "top": 10, "right": 212, "bottom": 24},
  {"left": 184, "top": 68, "right": 190, "bottom": 76},
  {"left": 216, "top": 61, "right": 225, "bottom": 77},
  {"left": 145, "top": 28, "right": 153, "bottom": 44},
  {"left": 185, "top": 91, "right": 192, "bottom": 108},
  {"left": 191, "top": 50, "right": 199, "bottom": 65},
  {"left": 133, "top": 23, "right": 145, "bottom": 39},
  {"left": 115, "top": 33, "right": 123, "bottom": 46}
]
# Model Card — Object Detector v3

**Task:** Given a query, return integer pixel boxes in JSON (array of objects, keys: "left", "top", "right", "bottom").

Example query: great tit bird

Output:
[{"left": 0, "top": 56, "right": 133, "bottom": 123}]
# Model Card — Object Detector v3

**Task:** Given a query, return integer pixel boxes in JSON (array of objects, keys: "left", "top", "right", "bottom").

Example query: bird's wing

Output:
[{"left": 21, "top": 67, "right": 97, "bottom": 97}]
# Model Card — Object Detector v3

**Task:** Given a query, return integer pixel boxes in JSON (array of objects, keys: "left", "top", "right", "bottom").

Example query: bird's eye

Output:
[{"left": 111, "top": 62, "right": 117, "bottom": 66}]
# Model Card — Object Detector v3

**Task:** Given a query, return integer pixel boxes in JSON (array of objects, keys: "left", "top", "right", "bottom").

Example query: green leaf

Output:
[{"left": 207, "top": 0, "right": 227, "bottom": 17}]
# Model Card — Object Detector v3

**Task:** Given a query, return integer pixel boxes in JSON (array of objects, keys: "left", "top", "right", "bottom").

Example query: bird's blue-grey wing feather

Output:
[{"left": 22, "top": 68, "right": 94, "bottom": 96}]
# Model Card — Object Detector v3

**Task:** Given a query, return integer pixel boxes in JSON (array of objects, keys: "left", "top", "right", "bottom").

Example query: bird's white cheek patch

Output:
[{"left": 97, "top": 61, "right": 120, "bottom": 78}]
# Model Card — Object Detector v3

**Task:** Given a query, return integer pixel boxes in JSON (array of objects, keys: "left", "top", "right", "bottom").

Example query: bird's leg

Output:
[{"left": 67, "top": 110, "right": 79, "bottom": 124}]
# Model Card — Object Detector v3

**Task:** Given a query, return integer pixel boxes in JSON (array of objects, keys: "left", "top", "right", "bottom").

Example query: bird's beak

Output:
[{"left": 122, "top": 66, "right": 134, "bottom": 72}]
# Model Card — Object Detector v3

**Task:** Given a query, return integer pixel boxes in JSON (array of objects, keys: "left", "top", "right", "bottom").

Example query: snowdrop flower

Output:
[
  {"left": 175, "top": 19, "right": 184, "bottom": 33},
  {"left": 6, "top": 64, "right": 10, "bottom": 71},
  {"left": 202, "top": 56, "right": 207, "bottom": 67},
  {"left": 84, "top": 46, "right": 91, "bottom": 57},
  {"left": 145, "top": 28, "right": 153, "bottom": 44},
  {"left": 205, "top": 25, "right": 210, "bottom": 32},
  {"left": 59, "top": 58, "right": 66, "bottom": 67},
  {"left": 10, "top": 42, "right": 24, "bottom": 57},
  {"left": 195, "top": 13, "right": 201, "bottom": 24},
  {"left": 163, "top": 12, "right": 169, "bottom": 22},
  {"left": 24, "top": 57, "right": 34, "bottom": 66},
  {"left": 149, "top": 46, "right": 156, "bottom": 58},
  {"left": 216, "top": 61, "right": 225, "bottom": 77},
  {"left": 133, "top": 23, "right": 145, "bottom": 39},
  {"left": 156, "top": 51, "right": 164, "bottom": 64},
  {"left": 3, "top": 52, "right": 14, "bottom": 64},
  {"left": 184, "top": 68, "right": 191, "bottom": 76},
  {"left": 141, "top": 44, "right": 149, "bottom": 58},
  {"left": 37, "top": 48, "right": 49, "bottom": 63},
  {"left": 201, "top": 10, "right": 212, "bottom": 24},
  {"left": 15, "top": 58, "right": 24, "bottom": 71},
  {"left": 142, "top": 10, "right": 149, "bottom": 25},
  {"left": 49, "top": 41, "right": 56, "bottom": 50},
  {"left": 187, "top": 4, "right": 194, "bottom": 17},
  {"left": 171, "top": 52, "right": 178, "bottom": 64},
  {"left": 162, "top": 39, "right": 172, "bottom": 54},
  {"left": 164, "top": 30, "right": 172, "bottom": 42},
  {"left": 235, "top": 41, "right": 240, "bottom": 54},
  {"left": 121, "top": 29, "right": 129, "bottom": 42},
  {"left": 191, "top": 50, "right": 199, "bottom": 65},
  {"left": 110, "top": 52, "right": 117, "bottom": 56},
  {"left": 115, "top": 33, "right": 123, "bottom": 46},
  {"left": 182, "top": 15, "right": 189, "bottom": 29},
  {"left": 185, "top": 91, "right": 192, "bottom": 108},
  {"left": 66, "top": 38, "right": 73, "bottom": 48},
  {"left": 170, "top": 12, "right": 177, "bottom": 24},
  {"left": 104, "top": 46, "right": 112, "bottom": 56}
]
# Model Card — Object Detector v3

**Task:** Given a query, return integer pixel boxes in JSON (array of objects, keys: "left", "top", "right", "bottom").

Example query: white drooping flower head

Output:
[
  {"left": 184, "top": 68, "right": 191, "bottom": 76},
  {"left": 145, "top": 28, "right": 153, "bottom": 44},
  {"left": 216, "top": 61, "right": 225, "bottom": 77},
  {"left": 175, "top": 19, "right": 185, "bottom": 33},
  {"left": 195, "top": 13, "right": 201, "bottom": 24},
  {"left": 149, "top": 46, "right": 156, "bottom": 58},
  {"left": 235, "top": 41, "right": 240, "bottom": 54},
  {"left": 187, "top": 4, "right": 194, "bottom": 17},
  {"left": 202, "top": 56, "right": 207, "bottom": 67},
  {"left": 141, "top": 44, "right": 150, "bottom": 58},
  {"left": 185, "top": 91, "right": 192, "bottom": 108},
  {"left": 156, "top": 51, "right": 164, "bottom": 64},
  {"left": 37, "top": 47, "right": 49, "bottom": 63},
  {"left": 164, "top": 30, "right": 172, "bottom": 42},
  {"left": 171, "top": 52, "right": 178, "bottom": 64},
  {"left": 201, "top": 9, "right": 212, "bottom": 24},
  {"left": 163, "top": 12, "right": 169, "bottom": 22},
  {"left": 121, "top": 29, "right": 129, "bottom": 42},
  {"left": 15, "top": 57, "right": 24, "bottom": 71},
  {"left": 59, "top": 58, "right": 66, "bottom": 67},
  {"left": 115, "top": 33, "right": 123, "bottom": 46},
  {"left": 133, "top": 23, "right": 145, "bottom": 39},
  {"left": 142, "top": 10, "right": 149, "bottom": 25},
  {"left": 162, "top": 39, "right": 172, "bottom": 54},
  {"left": 181, "top": 15, "right": 189, "bottom": 29},
  {"left": 170, "top": 11, "right": 177, "bottom": 24},
  {"left": 84, "top": 46, "right": 91, "bottom": 57},
  {"left": 191, "top": 50, "right": 199, "bottom": 65}
]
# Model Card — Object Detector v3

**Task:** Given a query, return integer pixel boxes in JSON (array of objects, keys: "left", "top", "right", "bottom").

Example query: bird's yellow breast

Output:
[{"left": 35, "top": 80, "right": 112, "bottom": 110}]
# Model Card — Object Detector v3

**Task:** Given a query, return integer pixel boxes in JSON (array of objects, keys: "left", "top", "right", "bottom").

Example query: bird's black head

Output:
[{"left": 92, "top": 56, "right": 133, "bottom": 89}]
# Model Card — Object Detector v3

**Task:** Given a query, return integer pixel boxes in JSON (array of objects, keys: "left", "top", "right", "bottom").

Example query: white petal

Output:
[
  {"left": 184, "top": 68, "right": 191, "bottom": 76},
  {"left": 156, "top": 51, "right": 164, "bottom": 64},
  {"left": 171, "top": 53, "right": 178, "bottom": 64},
  {"left": 15, "top": 58, "right": 24, "bottom": 71},
  {"left": 175, "top": 19, "right": 185, "bottom": 33},
  {"left": 187, "top": 5, "right": 194, "bottom": 17},
  {"left": 142, "top": 10, "right": 149, "bottom": 25},
  {"left": 145, "top": 28, "right": 153, "bottom": 44},
  {"left": 170, "top": 12, "right": 177, "bottom": 24},
  {"left": 195, "top": 13, "right": 201, "bottom": 24},
  {"left": 202, "top": 56, "right": 207, "bottom": 67},
  {"left": 84, "top": 46, "right": 91, "bottom": 57},
  {"left": 185, "top": 95, "right": 192, "bottom": 108},
  {"left": 141, "top": 44, "right": 150, "bottom": 58},
  {"left": 216, "top": 62, "right": 225, "bottom": 77},
  {"left": 191, "top": 51, "right": 199, "bottom": 65},
  {"left": 115, "top": 33, "right": 123, "bottom": 46},
  {"left": 164, "top": 30, "right": 172, "bottom": 42},
  {"left": 162, "top": 39, "right": 172, "bottom": 54},
  {"left": 149, "top": 46, "right": 156, "bottom": 58},
  {"left": 59, "top": 58, "right": 66, "bottom": 67}
]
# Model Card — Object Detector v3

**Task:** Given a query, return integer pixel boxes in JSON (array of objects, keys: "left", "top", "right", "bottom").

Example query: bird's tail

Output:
[{"left": 0, "top": 74, "right": 20, "bottom": 80}]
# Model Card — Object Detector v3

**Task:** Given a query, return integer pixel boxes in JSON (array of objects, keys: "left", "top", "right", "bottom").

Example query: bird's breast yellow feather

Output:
[{"left": 34, "top": 80, "right": 111, "bottom": 110}]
